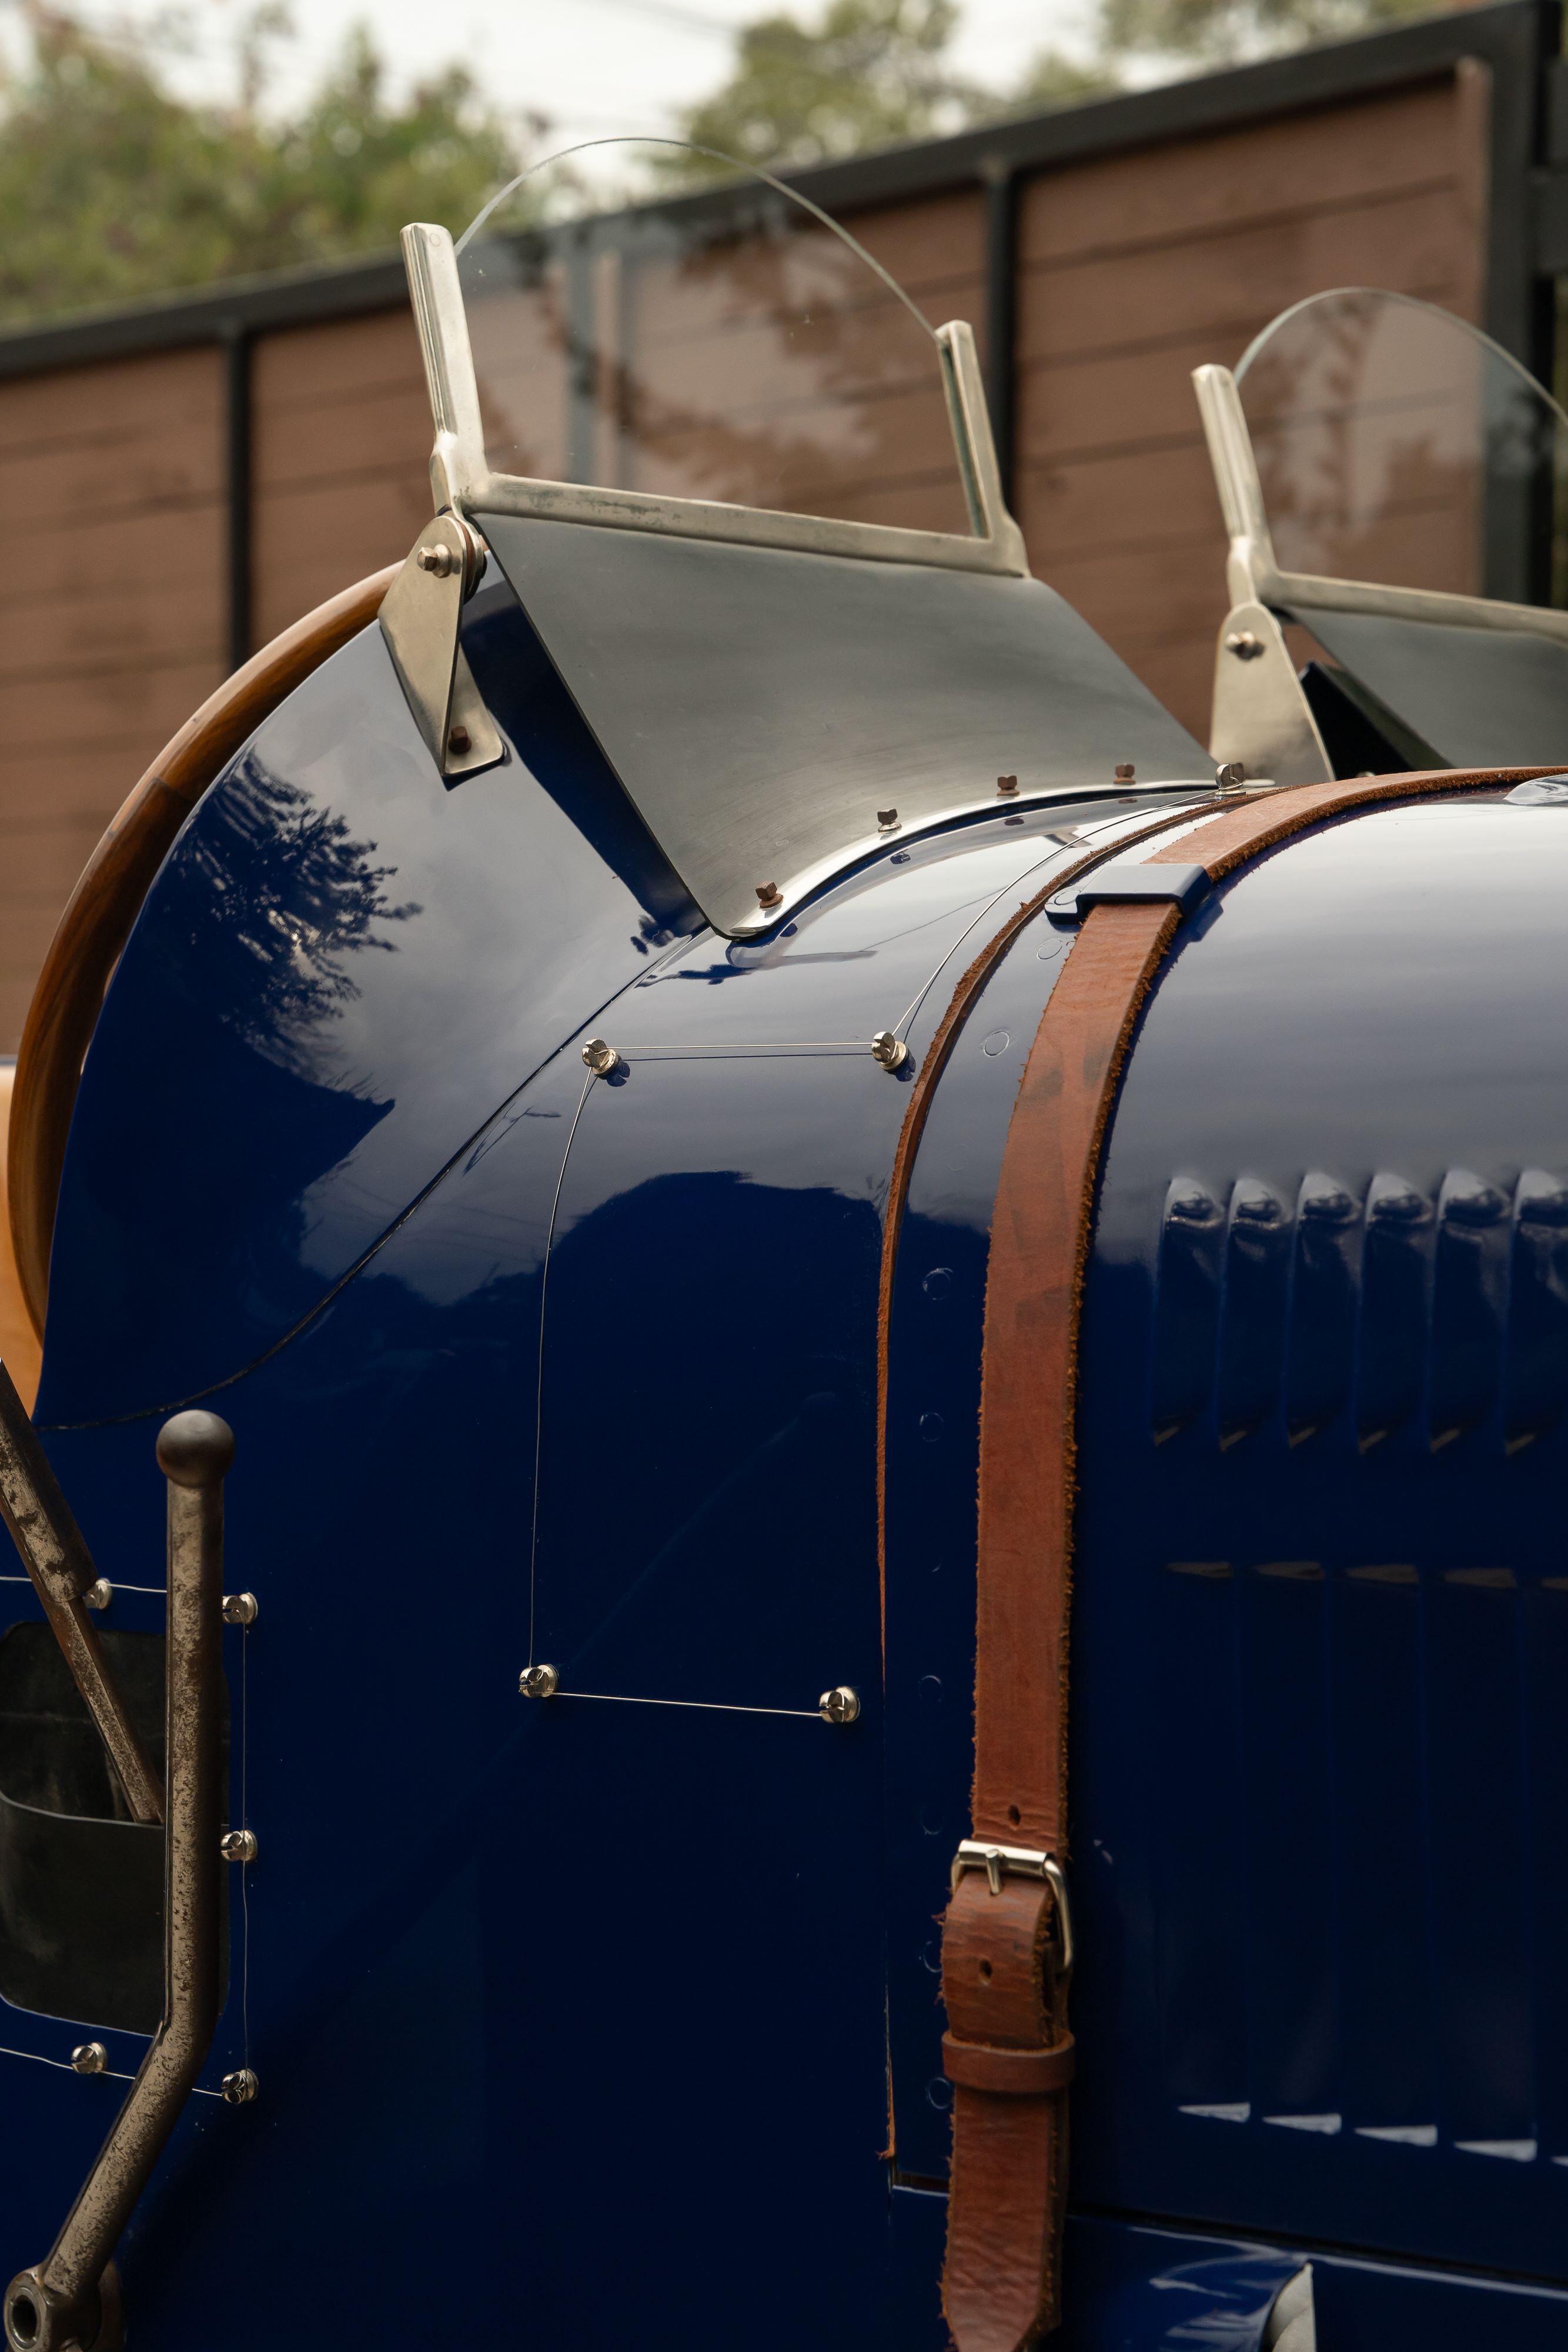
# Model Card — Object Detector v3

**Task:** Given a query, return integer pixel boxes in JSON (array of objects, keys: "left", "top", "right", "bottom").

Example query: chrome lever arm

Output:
[
  {"left": 0, "top": 1361, "right": 162, "bottom": 1825},
  {"left": 4, "top": 1411, "right": 233, "bottom": 2352}
]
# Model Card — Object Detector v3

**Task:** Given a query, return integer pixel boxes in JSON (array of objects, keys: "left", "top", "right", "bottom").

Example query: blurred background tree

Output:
[
  {"left": 0, "top": 0, "right": 1447, "bottom": 322},
  {"left": 0, "top": 1, "right": 522, "bottom": 322}
]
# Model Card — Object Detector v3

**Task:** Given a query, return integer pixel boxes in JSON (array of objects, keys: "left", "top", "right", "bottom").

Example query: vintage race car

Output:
[{"left": 0, "top": 152, "right": 1563, "bottom": 2350}]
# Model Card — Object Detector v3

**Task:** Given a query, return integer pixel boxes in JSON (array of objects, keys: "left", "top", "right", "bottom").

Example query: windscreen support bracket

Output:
[{"left": 379, "top": 512, "right": 507, "bottom": 784}]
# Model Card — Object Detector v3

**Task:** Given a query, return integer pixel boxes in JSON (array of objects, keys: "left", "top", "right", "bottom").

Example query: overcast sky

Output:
[{"left": 49, "top": 0, "right": 1094, "bottom": 147}]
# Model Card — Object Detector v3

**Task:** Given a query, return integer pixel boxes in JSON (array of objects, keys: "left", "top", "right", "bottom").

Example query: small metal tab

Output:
[
  {"left": 519, "top": 1663, "right": 560, "bottom": 1698},
  {"left": 950, "top": 1840, "right": 1074, "bottom": 1974},
  {"left": 220, "top": 1831, "right": 258, "bottom": 1865},
  {"left": 222, "top": 1592, "right": 258, "bottom": 1627},
  {"left": 818, "top": 1685, "right": 860, "bottom": 1725},
  {"left": 871, "top": 1031, "right": 909, "bottom": 1072},
  {"left": 82, "top": 1580, "right": 111, "bottom": 1613},
  {"left": 580, "top": 1038, "right": 620, "bottom": 1077},
  {"left": 221, "top": 2070, "right": 259, "bottom": 2107},
  {"left": 69, "top": 2044, "right": 106, "bottom": 2077}
]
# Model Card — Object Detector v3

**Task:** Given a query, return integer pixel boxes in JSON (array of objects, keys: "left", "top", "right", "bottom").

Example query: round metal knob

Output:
[
  {"left": 155, "top": 1411, "right": 234, "bottom": 1487},
  {"left": 870, "top": 1031, "right": 908, "bottom": 1072}
]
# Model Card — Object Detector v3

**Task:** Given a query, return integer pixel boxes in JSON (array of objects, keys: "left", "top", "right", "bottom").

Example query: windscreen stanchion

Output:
[{"left": 4, "top": 1411, "right": 233, "bottom": 2352}]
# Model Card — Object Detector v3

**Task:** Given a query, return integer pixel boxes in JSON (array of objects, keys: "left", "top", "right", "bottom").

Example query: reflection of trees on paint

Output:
[
  {"left": 466, "top": 203, "right": 965, "bottom": 536},
  {"left": 178, "top": 755, "right": 420, "bottom": 1082},
  {"left": 1242, "top": 291, "right": 1562, "bottom": 600}
]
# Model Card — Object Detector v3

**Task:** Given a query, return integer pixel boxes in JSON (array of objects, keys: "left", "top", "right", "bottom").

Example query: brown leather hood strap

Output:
[{"left": 940, "top": 765, "right": 1550, "bottom": 2352}]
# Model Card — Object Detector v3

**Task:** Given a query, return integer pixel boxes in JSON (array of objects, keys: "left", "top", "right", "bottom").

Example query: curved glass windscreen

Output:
[
  {"left": 454, "top": 139, "right": 974, "bottom": 537},
  {"left": 1235, "top": 288, "right": 1568, "bottom": 604}
]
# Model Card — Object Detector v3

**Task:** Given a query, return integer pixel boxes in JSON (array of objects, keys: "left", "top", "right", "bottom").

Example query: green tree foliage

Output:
[
  {"left": 666, "top": 0, "right": 1435, "bottom": 180},
  {"left": 667, "top": 0, "right": 982, "bottom": 175},
  {"left": 0, "top": 4, "right": 520, "bottom": 325},
  {"left": 1100, "top": 0, "right": 1431, "bottom": 65}
]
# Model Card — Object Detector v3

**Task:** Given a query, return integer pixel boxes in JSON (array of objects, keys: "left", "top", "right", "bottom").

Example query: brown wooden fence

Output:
[{"left": 0, "top": 0, "right": 1553, "bottom": 1054}]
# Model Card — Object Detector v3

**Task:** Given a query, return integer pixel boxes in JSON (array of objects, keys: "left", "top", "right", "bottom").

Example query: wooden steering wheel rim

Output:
[{"left": 7, "top": 563, "right": 400, "bottom": 1341}]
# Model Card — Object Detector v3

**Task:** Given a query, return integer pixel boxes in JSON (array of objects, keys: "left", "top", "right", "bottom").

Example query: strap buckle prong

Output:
[{"left": 950, "top": 1840, "right": 1074, "bottom": 1975}]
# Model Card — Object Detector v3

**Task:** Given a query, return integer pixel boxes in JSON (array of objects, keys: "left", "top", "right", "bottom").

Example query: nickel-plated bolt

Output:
[
  {"left": 580, "top": 1038, "right": 620, "bottom": 1077},
  {"left": 876, "top": 808, "right": 900, "bottom": 832},
  {"left": 222, "top": 2069, "right": 259, "bottom": 2106},
  {"left": 447, "top": 723, "right": 471, "bottom": 755},
  {"left": 82, "top": 1579, "right": 112, "bottom": 1612},
  {"left": 417, "top": 543, "right": 457, "bottom": 577},
  {"left": 997, "top": 774, "right": 1019, "bottom": 796},
  {"left": 519, "top": 1663, "right": 560, "bottom": 1698},
  {"left": 755, "top": 881, "right": 782, "bottom": 909},
  {"left": 222, "top": 1592, "right": 258, "bottom": 1626},
  {"left": 818, "top": 1685, "right": 861, "bottom": 1725},
  {"left": 70, "top": 2043, "right": 107, "bottom": 2076},
  {"left": 1225, "top": 630, "right": 1264, "bottom": 660},
  {"left": 220, "top": 1830, "right": 258, "bottom": 1865},
  {"left": 870, "top": 1031, "right": 909, "bottom": 1072},
  {"left": 1215, "top": 761, "right": 1246, "bottom": 794}
]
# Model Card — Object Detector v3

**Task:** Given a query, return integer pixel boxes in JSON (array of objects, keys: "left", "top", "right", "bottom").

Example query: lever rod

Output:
[
  {"left": 0, "top": 1360, "right": 161, "bottom": 1826},
  {"left": 4, "top": 1410, "right": 233, "bottom": 2352}
]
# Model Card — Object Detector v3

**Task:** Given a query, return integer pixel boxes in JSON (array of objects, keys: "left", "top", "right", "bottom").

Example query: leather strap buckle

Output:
[{"left": 950, "top": 1842, "right": 1074, "bottom": 1977}]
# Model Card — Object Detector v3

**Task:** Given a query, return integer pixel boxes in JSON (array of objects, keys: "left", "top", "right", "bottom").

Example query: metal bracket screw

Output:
[
  {"left": 1225, "top": 629, "right": 1265, "bottom": 660},
  {"left": 870, "top": 1031, "right": 908, "bottom": 1073},
  {"left": 754, "top": 881, "right": 782, "bottom": 909},
  {"left": 818, "top": 1685, "right": 861, "bottom": 1725},
  {"left": 69, "top": 2044, "right": 107, "bottom": 2077},
  {"left": 876, "top": 807, "right": 901, "bottom": 833},
  {"left": 1215, "top": 760, "right": 1246, "bottom": 795},
  {"left": 1114, "top": 762, "right": 1135, "bottom": 781},
  {"left": 416, "top": 542, "right": 459, "bottom": 578},
  {"left": 996, "top": 774, "right": 1018, "bottom": 797},
  {"left": 221, "top": 2070, "right": 258, "bottom": 2107},
  {"left": 519, "top": 1663, "right": 560, "bottom": 1698},
  {"left": 580, "top": 1038, "right": 620, "bottom": 1077},
  {"left": 220, "top": 1831, "right": 258, "bottom": 1865},
  {"left": 222, "top": 1592, "right": 258, "bottom": 1627},
  {"left": 81, "top": 1580, "right": 111, "bottom": 1612}
]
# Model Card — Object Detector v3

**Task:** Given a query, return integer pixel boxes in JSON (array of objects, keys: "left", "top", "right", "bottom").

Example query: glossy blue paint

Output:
[
  {"left": 25, "top": 661, "right": 1198, "bottom": 2340},
  {"left": 1075, "top": 796, "right": 1568, "bottom": 2285},
  {"left": 25, "top": 664, "right": 1568, "bottom": 2344},
  {"left": 39, "top": 574, "right": 698, "bottom": 1428}
]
